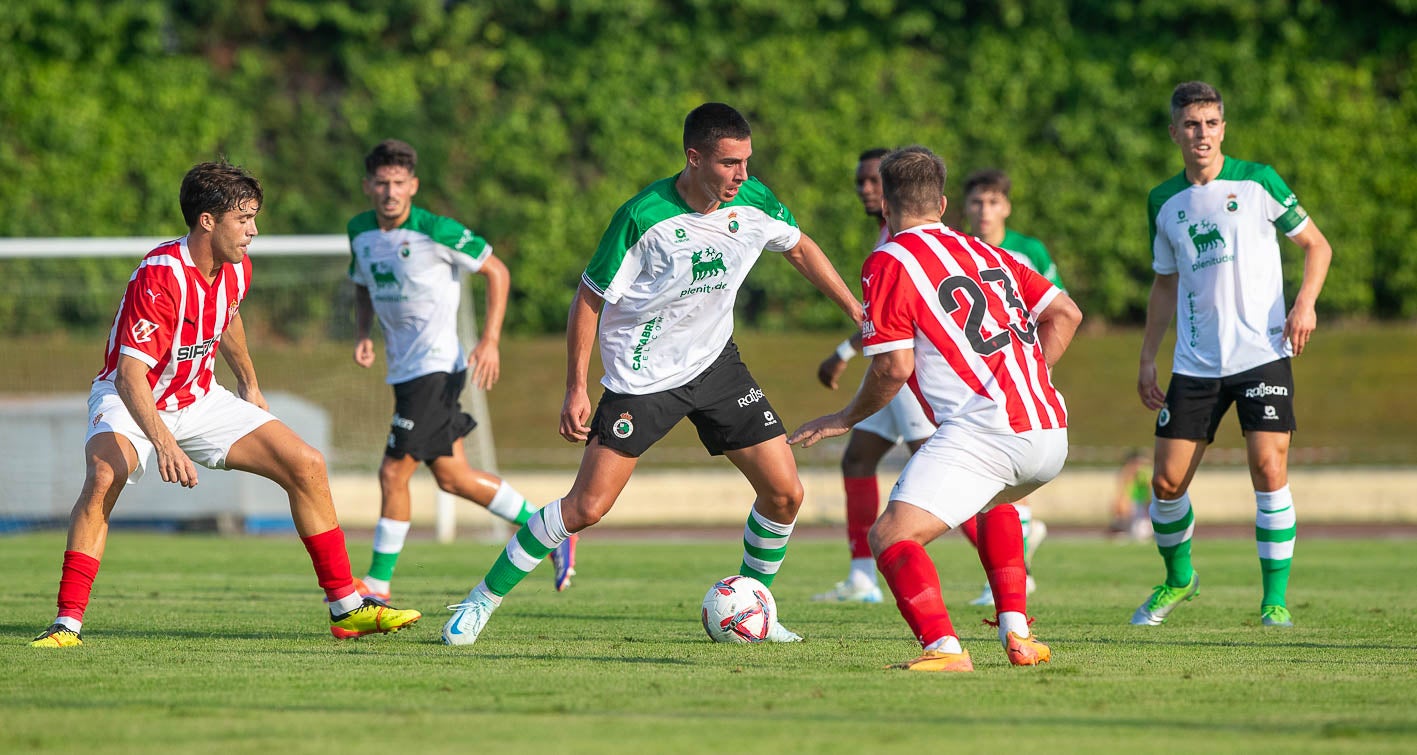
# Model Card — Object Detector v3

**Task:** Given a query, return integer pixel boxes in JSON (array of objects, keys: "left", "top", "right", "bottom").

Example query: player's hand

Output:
[
  {"left": 1137, "top": 361, "right": 1166, "bottom": 410},
  {"left": 816, "top": 354, "right": 848, "bottom": 390},
  {"left": 154, "top": 440, "right": 199, "bottom": 488},
  {"left": 560, "top": 388, "right": 593, "bottom": 443},
  {"left": 353, "top": 338, "right": 376, "bottom": 368},
  {"left": 1284, "top": 302, "right": 1318, "bottom": 356},
  {"left": 237, "top": 382, "right": 269, "bottom": 411},
  {"left": 468, "top": 339, "right": 501, "bottom": 390},
  {"left": 787, "top": 412, "right": 852, "bottom": 449}
]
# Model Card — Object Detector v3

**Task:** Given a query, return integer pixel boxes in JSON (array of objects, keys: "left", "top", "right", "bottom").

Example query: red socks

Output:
[
  {"left": 56, "top": 550, "right": 101, "bottom": 621},
  {"left": 876, "top": 540, "right": 955, "bottom": 646},
  {"left": 300, "top": 527, "right": 357, "bottom": 603},
  {"left": 843, "top": 477, "right": 879, "bottom": 559},
  {"left": 977, "top": 505, "right": 1028, "bottom": 614},
  {"left": 958, "top": 514, "right": 980, "bottom": 547}
]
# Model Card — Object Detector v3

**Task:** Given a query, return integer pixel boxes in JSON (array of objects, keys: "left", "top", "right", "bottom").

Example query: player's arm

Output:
[
  {"left": 219, "top": 312, "right": 267, "bottom": 410},
  {"left": 783, "top": 232, "right": 864, "bottom": 329},
  {"left": 816, "top": 330, "right": 863, "bottom": 390},
  {"left": 790, "top": 348, "right": 912, "bottom": 449},
  {"left": 468, "top": 253, "right": 510, "bottom": 390},
  {"left": 1284, "top": 221, "right": 1332, "bottom": 356},
  {"left": 1137, "top": 273, "right": 1178, "bottom": 410},
  {"left": 1035, "top": 292, "right": 1082, "bottom": 367},
  {"left": 561, "top": 280, "right": 603, "bottom": 443},
  {"left": 352, "top": 284, "right": 377, "bottom": 368},
  {"left": 114, "top": 355, "right": 199, "bottom": 488}
]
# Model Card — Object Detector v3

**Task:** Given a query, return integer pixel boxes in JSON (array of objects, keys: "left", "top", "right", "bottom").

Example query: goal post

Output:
[{"left": 0, "top": 235, "right": 502, "bottom": 541}]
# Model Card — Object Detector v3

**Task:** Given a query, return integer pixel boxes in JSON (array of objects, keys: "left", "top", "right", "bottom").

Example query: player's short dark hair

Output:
[
  {"left": 365, "top": 139, "right": 418, "bottom": 176},
  {"left": 963, "top": 169, "right": 1012, "bottom": 199},
  {"left": 1171, "top": 81, "right": 1224, "bottom": 120},
  {"left": 683, "top": 103, "right": 752, "bottom": 154},
  {"left": 880, "top": 146, "right": 947, "bottom": 218},
  {"left": 859, "top": 147, "right": 890, "bottom": 162},
  {"left": 179, "top": 161, "right": 262, "bottom": 228}
]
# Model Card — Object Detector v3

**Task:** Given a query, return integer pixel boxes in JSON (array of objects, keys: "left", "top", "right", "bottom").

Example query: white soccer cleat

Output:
[
  {"left": 811, "top": 579, "right": 884, "bottom": 604},
  {"left": 765, "top": 619, "right": 803, "bottom": 643},
  {"left": 442, "top": 592, "right": 498, "bottom": 646}
]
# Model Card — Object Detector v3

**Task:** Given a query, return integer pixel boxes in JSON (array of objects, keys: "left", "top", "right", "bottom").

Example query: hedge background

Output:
[{"left": 3, "top": 0, "right": 1414, "bottom": 335}]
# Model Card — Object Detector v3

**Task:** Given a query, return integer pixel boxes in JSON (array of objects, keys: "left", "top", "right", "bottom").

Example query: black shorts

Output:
[
  {"left": 386, "top": 371, "right": 477, "bottom": 462},
  {"left": 1156, "top": 358, "right": 1297, "bottom": 443},
  {"left": 590, "top": 340, "right": 785, "bottom": 458}
]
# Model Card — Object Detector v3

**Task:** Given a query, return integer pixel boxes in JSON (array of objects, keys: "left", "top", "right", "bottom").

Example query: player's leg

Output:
[
  {"left": 31, "top": 431, "right": 139, "bottom": 648},
  {"left": 813, "top": 427, "right": 894, "bottom": 603},
  {"left": 1247, "top": 431, "right": 1295, "bottom": 625},
  {"left": 224, "top": 414, "right": 420, "bottom": 638},
  {"left": 442, "top": 439, "right": 638, "bottom": 645},
  {"left": 871, "top": 501, "right": 967, "bottom": 670},
  {"left": 723, "top": 436, "right": 807, "bottom": 642},
  {"left": 359, "top": 452, "right": 419, "bottom": 601}
]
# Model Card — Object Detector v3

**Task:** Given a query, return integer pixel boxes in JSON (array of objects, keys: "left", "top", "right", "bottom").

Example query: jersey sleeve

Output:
[
  {"left": 1149, "top": 195, "right": 1179, "bottom": 275},
  {"left": 115, "top": 267, "right": 178, "bottom": 369},
  {"left": 752, "top": 180, "right": 803, "bottom": 253},
  {"left": 582, "top": 202, "right": 646, "bottom": 304},
  {"left": 1255, "top": 165, "right": 1310, "bottom": 236},
  {"left": 860, "top": 249, "right": 915, "bottom": 356},
  {"left": 431, "top": 214, "right": 493, "bottom": 273}
]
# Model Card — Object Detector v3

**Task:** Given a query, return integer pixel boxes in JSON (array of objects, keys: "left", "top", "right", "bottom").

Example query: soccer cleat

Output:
[
  {"left": 443, "top": 593, "right": 498, "bottom": 646},
  {"left": 1130, "top": 573, "right": 1201, "bottom": 626},
  {"left": 765, "top": 619, "right": 804, "bottom": 643},
  {"left": 353, "top": 577, "right": 391, "bottom": 603},
  {"left": 1005, "top": 632, "right": 1052, "bottom": 666},
  {"left": 30, "top": 623, "right": 83, "bottom": 648},
  {"left": 888, "top": 649, "right": 974, "bottom": 672},
  {"left": 967, "top": 575, "right": 1037, "bottom": 607},
  {"left": 1261, "top": 605, "right": 1294, "bottom": 627},
  {"left": 551, "top": 533, "right": 578, "bottom": 592},
  {"left": 330, "top": 598, "right": 421, "bottom": 639},
  {"left": 811, "top": 579, "right": 884, "bottom": 603}
]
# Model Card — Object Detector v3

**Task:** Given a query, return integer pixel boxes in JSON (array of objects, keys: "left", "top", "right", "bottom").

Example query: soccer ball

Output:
[{"left": 701, "top": 575, "right": 776, "bottom": 643}]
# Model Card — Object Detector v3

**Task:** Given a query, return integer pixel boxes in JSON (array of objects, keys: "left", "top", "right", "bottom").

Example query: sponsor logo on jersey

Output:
[
  {"left": 1264, "top": 405, "right": 1278, "bottom": 420},
  {"left": 861, "top": 319, "right": 877, "bottom": 340},
  {"left": 391, "top": 413, "right": 415, "bottom": 431},
  {"left": 1244, "top": 382, "right": 1289, "bottom": 399},
  {"left": 176, "top": 336, "right": 218, "bottom": 361},
  {"left": 92, "top": 412, "right": 103, "bottom": 428},
  {"left": 1187, "top": 220, "right": 1226, "bottom": 254},
  {"left": 1226, "top": 193, "right": 1238, "bottom": 213},
  {"left": 1177, "top": 210, "right": 1187, "bottom": 222},
  {"left": 737, "top": 387, "right": 765, "bottom": 408},
  {"left": 370, "top": 260, "right": 400, "bottom": 289},
  {"left": 1282, "top": 193, "right": 1297, "bottom": 208},
  {"left": 675, "top": 228, "right": 688, "bottom": 242},
  {"left": 612, "top": 412, "right": 635, "bottom": 438},
  {"left": 131, "top": 319, "right": 159, "bottom": 343},
  {"left": 762, "top": 410, "right": 778, "bottom": 427},
  {"left": 690, "top": 247, "right": 728, "bottom": 282},
  {"left": 145, "top": 288, "right": 161, "bottom": 304},
  {"left": 631, "top": 316, "right": 662, "bottom": 371}
]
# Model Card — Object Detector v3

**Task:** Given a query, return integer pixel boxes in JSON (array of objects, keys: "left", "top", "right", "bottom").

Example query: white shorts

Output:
[
  {"left": 855, "top": 385, "right": 936, "bottom": 444},
  {"left": 86, "top": 382, "right": 277, "bottom": 484},
  {"left": 889, "top": 425, "right": 1068, "bottom": 528}
]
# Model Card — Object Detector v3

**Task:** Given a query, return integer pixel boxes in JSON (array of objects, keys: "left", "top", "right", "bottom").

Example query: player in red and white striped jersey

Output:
[
  {"left": 30, "top": 162, "right": 420, "bottom": 649},
  {"left": 790, "top": 146, "right": 1082, "bottom": 672}
]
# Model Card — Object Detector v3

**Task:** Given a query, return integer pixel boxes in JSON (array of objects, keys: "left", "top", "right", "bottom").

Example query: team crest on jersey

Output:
[
  {"left": 1157, "top": 406, "right": 1171, "bottom": 427},
  {"left": 727, "top": 211, "right": 739, "bottom": 234},
  {"left": 130, "top": 318, "right": 159, "bottom": 344},
  {"left": 1226, "top": 194, "right": 1239, "bottom": 213},
  {"left": 612, "top": 412, "right": 635, "bottom": 438},
  {"left": 400, "top": 242, "right": 412, "bottom": 258},
  {"left": 227, "top": 301, "right": 240, "bottom": 321}
]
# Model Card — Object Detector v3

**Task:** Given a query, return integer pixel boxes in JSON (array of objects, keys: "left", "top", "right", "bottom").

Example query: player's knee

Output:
[
  {"left": 1250, "top": 454, "right": 1287, "bottom": 489},
  {"left": 1151, "top": 472, "right": 1187, "bottom": 501},
  {"left": 287, "top": 443, "right": 328, "bottom": 483},
  {"left": 562, "top": 496, "right": 609, "bottom": 530}
]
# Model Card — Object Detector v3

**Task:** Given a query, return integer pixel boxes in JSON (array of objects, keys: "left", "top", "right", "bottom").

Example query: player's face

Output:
[
  {"left": 855, "top": 158, "right": 883, "bottom": 218},
  {"left": 965, "top": 189, "right": 1011, "bottom": 238},
  {"left": 687, "top": 137, "right": 751, "bottom": 207},
  {"left": 1169, "top": 103, "right": 1226, "bottom": 171},
  {"left": 363, "top": 165, "right": 419, "bottom": 226},
  {"left": 209, "top": 199, "right": 260, "bottom": 264}
]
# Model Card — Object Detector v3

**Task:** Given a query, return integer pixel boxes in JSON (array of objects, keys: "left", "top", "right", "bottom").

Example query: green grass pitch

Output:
[{"left": 5, "top": 532, "right": 1414, "bottom": 753}]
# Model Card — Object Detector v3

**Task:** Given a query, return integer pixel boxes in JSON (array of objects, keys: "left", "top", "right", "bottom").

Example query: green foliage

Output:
[{"left": 2, "top": 0, "right": 1415, "bottom": 332}]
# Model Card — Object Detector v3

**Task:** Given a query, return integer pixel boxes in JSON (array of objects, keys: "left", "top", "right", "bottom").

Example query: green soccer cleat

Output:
[
  {"left": 1130, "top": 573, "right": 1200, "bottom": 626},
  {"left": 330, "top": 598, "right": 421, "bottom": 639},
  {"left": 30, "top": 623, "right": 83, "bottom": 648},
  {"left": 1260, "top": 605, "right": 1294, "bottom": 627}
]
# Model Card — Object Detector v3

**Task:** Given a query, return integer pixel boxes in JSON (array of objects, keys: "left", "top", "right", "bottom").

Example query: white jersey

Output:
[
  {"left": 583, "top": 175, "right": 801, "bottom": 394},
  {"left": 1149, "top": 157, "right": 1310, "bottom": 378},
  {"left": 348, "top": 205, "right": 492, "bottom": 384}
]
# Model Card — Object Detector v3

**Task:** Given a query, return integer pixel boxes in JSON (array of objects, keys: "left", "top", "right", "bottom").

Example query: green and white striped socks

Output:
[
  {"left": 1151, "top": 493, "right": 1196, "bottom": 588},
  {"left": 483, "top": 499, "right": 569, "bottom": 597},
  {"left": 739, "top": 508, "right": 795, "bottom": 588},
  {"left": 485, "top": 480, "right": 536, "bottom": 525},
  {"left": 1255, "top": 486, "right": 1297, "bottom": 607}
]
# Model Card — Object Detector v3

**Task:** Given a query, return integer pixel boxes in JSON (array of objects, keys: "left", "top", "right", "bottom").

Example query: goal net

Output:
[{"left": 0, "top": 235, "right": 503, "bottom": 541}]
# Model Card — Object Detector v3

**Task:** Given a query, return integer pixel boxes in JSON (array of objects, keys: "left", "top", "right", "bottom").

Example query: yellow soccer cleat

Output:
[
  {"left": 1005, "top": 632, "right": 1052, "bottom": 666},
  {"left": 888, "top": 649, "right": 974, "bottom": 672},
  {"left": 330, "top": 598, "right": 421, "bottom": 639},
  {"left": 30, "top": 623, "right": 83, "bottom": 648}
]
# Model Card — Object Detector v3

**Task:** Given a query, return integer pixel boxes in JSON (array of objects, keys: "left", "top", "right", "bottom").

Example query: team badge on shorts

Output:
[
  {"left": 1157, "top": 406, "right": 1171, "bottom": 427},
  {"left": 613, "top": 412, "right": 635, "bottom": 438}
]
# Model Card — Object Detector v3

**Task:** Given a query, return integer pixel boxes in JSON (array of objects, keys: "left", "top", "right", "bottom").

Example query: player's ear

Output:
[
  {"left": 409, "top": 175, "right": 419, "bottom": 197},
  {"left": 685, "top": 147, "right": 701, "bottom": 169},
  {"left": 938, "top": 195, "right": 948, "bottom": 216},
  {"left": 199, "top": 212, "right": 216, "bottom": 232}
]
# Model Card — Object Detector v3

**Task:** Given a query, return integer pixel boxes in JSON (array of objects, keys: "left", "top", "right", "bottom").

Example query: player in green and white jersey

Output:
[
  {"left": 348, "top": 139, "right": 553, "bottom": 604},
  {"left": 441, "top": 103, "right": 863, "bottom": 646},
  {"left": 1133, "top": 82, "right": 1333, "bottom": 628}
]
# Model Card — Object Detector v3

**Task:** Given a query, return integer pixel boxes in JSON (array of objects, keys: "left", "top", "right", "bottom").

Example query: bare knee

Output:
[
  {"left": 561, "top": 495, "right": 612, "bottom": 531},
  {"left": 1250, "top": 454, "right": 1288, "bottom": 490},
  {"left": 282, "top": 443, "right": 328, "bottom": 490},
  {"left": 1152, "top": 471, "right": 1188, "bottom": 501},
  {"left": 757, "top": 480, "right": 804, "bottom": 522}
]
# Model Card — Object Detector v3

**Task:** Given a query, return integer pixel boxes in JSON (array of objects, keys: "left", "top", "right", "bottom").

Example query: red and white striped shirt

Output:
[
  {"left": 94, "top": 237, "right": 252, "bottom": 411},
  {"left": 861, "top": 223, "right": 1067, "bottom": 434}
]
